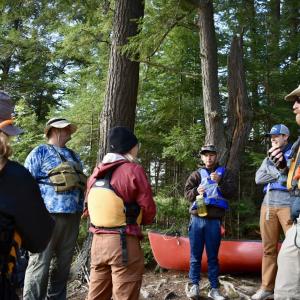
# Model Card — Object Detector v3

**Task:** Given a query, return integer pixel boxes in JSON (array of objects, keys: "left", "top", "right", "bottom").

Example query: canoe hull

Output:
[{"left": 148, "top": 231, "right": 277, "bottom": 273}]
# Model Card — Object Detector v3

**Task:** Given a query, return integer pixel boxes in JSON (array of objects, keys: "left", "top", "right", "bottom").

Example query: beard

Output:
[{"left": 296, "top": 114, "right": 300, "bottom": 126}]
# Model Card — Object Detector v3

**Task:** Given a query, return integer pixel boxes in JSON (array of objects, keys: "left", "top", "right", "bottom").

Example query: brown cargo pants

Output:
[
  {"left": 86, "top": 233, "right": 144, "bottom": 300},
  {"left": 260, "top": 205, "right": 291, "bottom": 291}
]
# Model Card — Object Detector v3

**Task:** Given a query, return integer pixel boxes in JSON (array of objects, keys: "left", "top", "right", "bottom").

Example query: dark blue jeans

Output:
[{"left": 188, "top": 216, "right": 221, "bottom": 288}]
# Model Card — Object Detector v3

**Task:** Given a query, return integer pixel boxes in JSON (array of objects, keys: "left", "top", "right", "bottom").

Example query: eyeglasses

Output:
[{"left": 294, "top": 96, "right": 300, "bottom": 104}]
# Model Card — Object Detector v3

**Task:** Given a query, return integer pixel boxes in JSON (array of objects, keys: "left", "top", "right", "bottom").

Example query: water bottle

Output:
[{"left": 196, "top": 193, "right": 207, "bottom": 217}]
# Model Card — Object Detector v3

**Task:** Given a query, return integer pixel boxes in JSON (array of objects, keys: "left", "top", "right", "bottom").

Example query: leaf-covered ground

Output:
[{"left": 67, "top": 269, "right": 261, "bottom": 300}]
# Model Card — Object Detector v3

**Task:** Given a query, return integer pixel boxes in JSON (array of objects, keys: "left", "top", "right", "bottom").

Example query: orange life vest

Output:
[{"left": 287, "top": 147, "right": 300, "bottom": 190}]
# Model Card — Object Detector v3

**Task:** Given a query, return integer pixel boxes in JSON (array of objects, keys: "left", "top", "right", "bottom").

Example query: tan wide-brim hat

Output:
[
  {"left": 44, "top": 117, "right": 77, "bottom": 137},
  {"left": 285, "top": 85, "right": 300, "bottom": 101}
]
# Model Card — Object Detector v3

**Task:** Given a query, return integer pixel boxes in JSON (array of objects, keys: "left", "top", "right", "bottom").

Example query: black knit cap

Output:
[{"left": 108, "top": 126, "right": 138, "bottom": 154}]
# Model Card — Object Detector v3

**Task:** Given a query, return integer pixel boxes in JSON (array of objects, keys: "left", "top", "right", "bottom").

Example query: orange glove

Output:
[{"left": 293, "top": 166, "right": 300, "bottom": 181}]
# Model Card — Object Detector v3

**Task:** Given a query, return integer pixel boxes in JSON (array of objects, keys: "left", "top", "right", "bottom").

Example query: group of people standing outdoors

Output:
[
  {"left": 0, "top": 85, "right": 300, "bottom": 300},
  {"left": 185, "top": 85, "right": 300, "bottom": 300},
  {"left": 0, "top": 91, "right": 156, "bottom": 300}
]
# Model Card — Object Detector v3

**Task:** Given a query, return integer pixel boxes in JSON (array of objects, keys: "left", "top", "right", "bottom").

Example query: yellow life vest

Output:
[{"left": 88, "top": 177, "right": 142, "bottom": 228}]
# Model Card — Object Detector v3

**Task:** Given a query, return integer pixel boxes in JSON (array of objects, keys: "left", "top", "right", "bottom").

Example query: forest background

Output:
[{"left": 1, "top": 0, "right": 299, "bottom": 266}]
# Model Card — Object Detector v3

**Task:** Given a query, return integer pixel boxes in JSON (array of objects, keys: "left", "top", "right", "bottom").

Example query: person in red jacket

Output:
[{"left": 86, "top": 126, "right": 156, "bottom": 300}]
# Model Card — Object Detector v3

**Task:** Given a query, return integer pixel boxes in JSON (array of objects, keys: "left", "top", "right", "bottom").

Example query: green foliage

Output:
[
  {"left": 227, "top": 197, "right": 260, "bottom": 239},
  {"left": 141, "top": 195, "right": 190, "bottom": 266},
  {"left": 123, "top": 0, "right": 195, "bottom": 61},
  {"left": 163, "top": 124, "right": 205, "bottom": 170},
  {"left": 11, "top": 99, "right": 44, "bottom": 163},
  {"left": 141, "top": 235, "right": 156, "bottom": 267},
  {"left": 0, "top": 1, "right": 64, "bottom": 118},
  {"left": 77, "top": 219, "right": 89, "bottom": 246},
  {"left": 152, "top": 195, "right": 190, "bottom": 235}
]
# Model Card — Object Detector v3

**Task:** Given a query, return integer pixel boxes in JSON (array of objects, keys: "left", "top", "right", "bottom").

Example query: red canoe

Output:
[{"left": 148, "top": 231, "right": 281, "bottom": 273}]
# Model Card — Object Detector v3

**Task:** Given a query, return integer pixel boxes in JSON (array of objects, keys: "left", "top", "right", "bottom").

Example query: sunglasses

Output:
[{"left": 294, "top": 96, "right": 300, "bottom": 104}]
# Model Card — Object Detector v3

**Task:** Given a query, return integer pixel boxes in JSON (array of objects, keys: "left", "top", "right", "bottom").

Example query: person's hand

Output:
[
  {"left": 197, "top": 185, "right": 205, "bottom": 194},
  {"left": 210, "top": 172, "right": 221, "bottom": 183},
  {"left": 268, "top": 146, "right": 286, "bottom": 169}
]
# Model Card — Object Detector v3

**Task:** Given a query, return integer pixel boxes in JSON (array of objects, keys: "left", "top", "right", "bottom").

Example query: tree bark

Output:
[
  {"left": 226, "top": 35, "right": 252, "bottom": 175},
  {"left": 194, "top": 0, "right": 251, "bottom": 175},
  {"left": 196, "top": 1, "right": 227, "bottom": 163},
  {"left": 98, "top": 0, "right": 144, "bottom": 160}
]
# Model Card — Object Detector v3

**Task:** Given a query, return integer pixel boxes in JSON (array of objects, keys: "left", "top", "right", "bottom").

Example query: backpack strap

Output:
[
  {"left": 36, "top": 145, "right": 83, "bottom": 185},
  {"left": 48, "top": 144, "right": 66, "bottom": 162},
  {"left": 36, "top": 145, "right": 65, "bottom": 183}
]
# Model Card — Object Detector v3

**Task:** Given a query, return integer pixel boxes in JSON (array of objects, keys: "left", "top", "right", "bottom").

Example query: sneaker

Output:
[
  {"left": 208, "top": 288, "right": 225, "bottom": 300},
  {"left": 186, "top": 284, "right": 200, "bottom": 299},
  {"left": 251, "top": 289, "right": 274, "bottom": 300}
]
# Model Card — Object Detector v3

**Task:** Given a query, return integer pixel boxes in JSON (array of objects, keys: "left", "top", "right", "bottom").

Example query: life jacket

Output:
[
  {"left": 87, "top": 166, "right": 142, "bottom": 264},
  {"left": 287, "top": 138, "right": 300, "bottom": 191},
  {"left": 198, "top": 166, "right": 229, "bottom": 210},
  {"left": 263, "top": 144, "right": 292, "bottom": 193},
  {"left": 0, "top": 213, "right": 21, "bottom": 300},
  {"left": 37, "top": 145, "right": 86, "bottom": 193}
]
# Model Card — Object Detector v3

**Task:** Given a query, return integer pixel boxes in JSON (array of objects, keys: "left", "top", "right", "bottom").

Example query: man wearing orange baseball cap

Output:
[{"left": 0, "top": 91, "right": 54, "bottom": 299}]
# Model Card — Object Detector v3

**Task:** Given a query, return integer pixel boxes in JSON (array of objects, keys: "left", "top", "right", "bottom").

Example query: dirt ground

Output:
[{"left": 67, "top": 269, "right": 261, "bottom": 300}]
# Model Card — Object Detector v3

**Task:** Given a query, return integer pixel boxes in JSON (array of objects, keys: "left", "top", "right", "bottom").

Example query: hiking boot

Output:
[
  {"left": 208, "top": 288, "right": 225, "bottom": 300},
  {"left": 251, "top": 289, "right": 274, "bottom": 300},
  {"left": 187, "top": 284, "right": 200, "bottom": 299}
]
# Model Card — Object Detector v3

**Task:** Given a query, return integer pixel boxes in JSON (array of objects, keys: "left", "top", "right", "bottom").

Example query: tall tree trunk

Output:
[
  {"left": 188, "top": 0, "right": 251, "bottom": 177},
  {"left": 226, "top": 35, "right": 252, "bottom": 175},
  {"left": 98, "top": 0, "right": 144, "bottom": 160},
  {"left": 196, "top": 0, "right": 227, "bottom": 163}
]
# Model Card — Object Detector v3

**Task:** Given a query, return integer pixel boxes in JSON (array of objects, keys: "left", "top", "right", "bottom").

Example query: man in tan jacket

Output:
[{"left": 274, "top": 85, "right": 300, "bottom": 300}]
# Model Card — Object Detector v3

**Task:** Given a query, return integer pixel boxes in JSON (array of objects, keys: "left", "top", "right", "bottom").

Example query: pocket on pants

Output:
[{"left": 188, "top": 216, "right": 194, "bottom": 232}]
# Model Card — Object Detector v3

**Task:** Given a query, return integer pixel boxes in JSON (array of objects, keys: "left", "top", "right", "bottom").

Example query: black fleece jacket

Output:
[{"left": 0, "top": 160, "right": 54, "bottom": 253}]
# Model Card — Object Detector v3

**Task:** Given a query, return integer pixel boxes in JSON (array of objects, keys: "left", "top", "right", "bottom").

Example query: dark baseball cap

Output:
[
  {"left": 200, "top": 145, "right": 217, "bottom": 155},
  {"left": 0, "top": 91, "right": 23, "bottom": 136}
]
